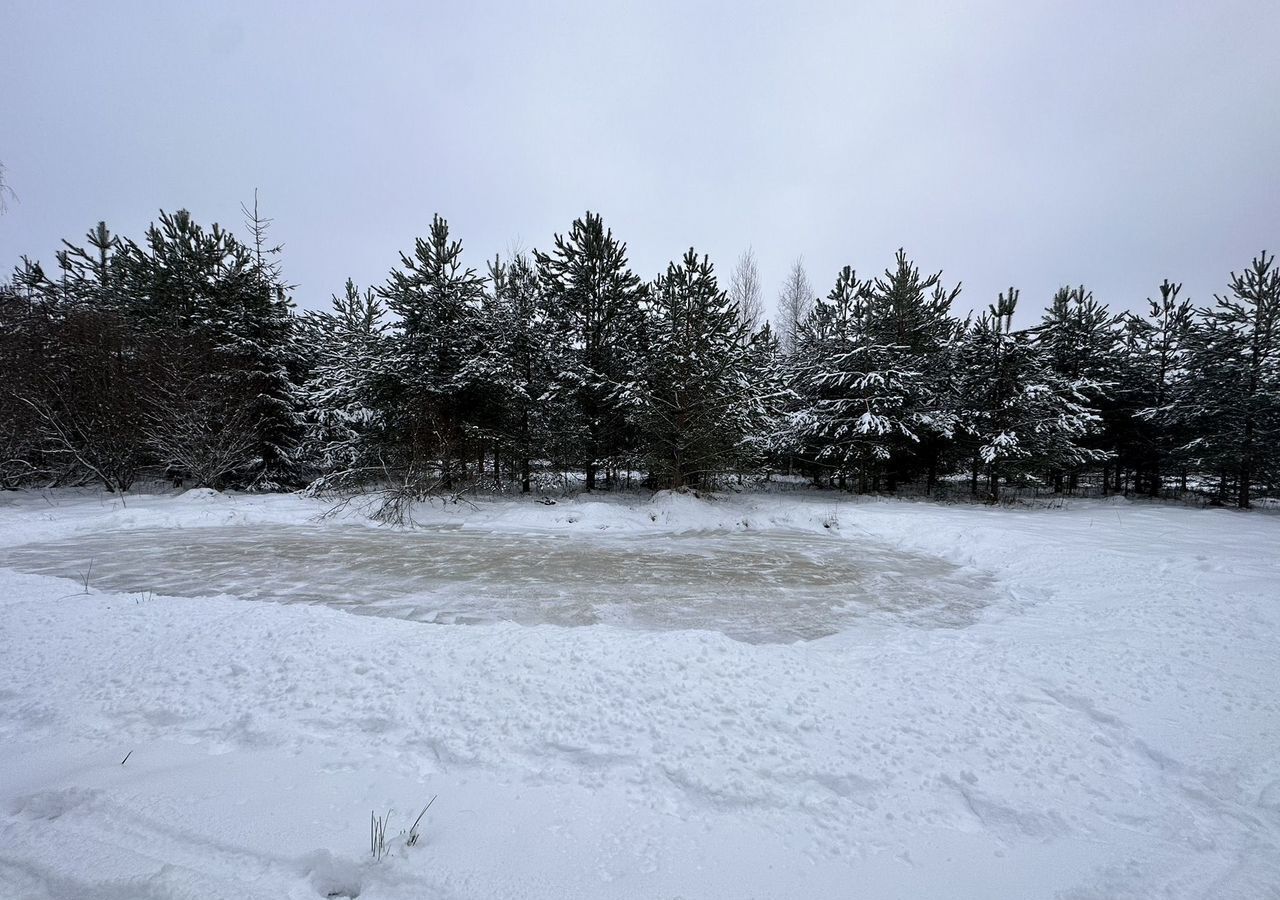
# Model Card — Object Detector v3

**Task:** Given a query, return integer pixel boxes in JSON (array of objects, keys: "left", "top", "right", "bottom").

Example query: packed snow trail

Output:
[{"left": 0, "top": 489, "right": 1278, "bottom": 899}]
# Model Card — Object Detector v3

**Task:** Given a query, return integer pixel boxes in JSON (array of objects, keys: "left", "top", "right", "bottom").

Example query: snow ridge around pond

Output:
[{"left": 0, "top": 489, "right": 1277, "bottom": 899}]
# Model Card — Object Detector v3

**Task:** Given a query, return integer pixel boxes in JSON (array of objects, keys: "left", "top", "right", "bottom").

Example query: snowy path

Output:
[{"left": 0, "top": 490, "right": 1278, "bottom": 899}]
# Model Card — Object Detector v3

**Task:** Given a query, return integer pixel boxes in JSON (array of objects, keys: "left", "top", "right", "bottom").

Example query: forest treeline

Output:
[{"left": 1, "top": 207, "right": 1277, "bottom": 509}]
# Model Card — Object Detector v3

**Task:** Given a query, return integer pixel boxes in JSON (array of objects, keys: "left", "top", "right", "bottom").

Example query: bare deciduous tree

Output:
[
  {"left": 778, "top": 256, "right": 815, "bottom": 355},
  {"left": 0, "top": 160, "right": 15, "bottom": 213},
  {"left": 728, "top": 247, "right": 764, "bottom": 334},
  {"left": 144, "top": 355, "right": 261, "bottom": 489},
  {"left": 11, "top": 306, "right": 146, "bottom": 493}
]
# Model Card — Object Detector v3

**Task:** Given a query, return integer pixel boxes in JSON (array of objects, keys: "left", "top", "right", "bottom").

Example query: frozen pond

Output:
[{"left": 0, "top": 525, "right": 991, "bottom": 643}]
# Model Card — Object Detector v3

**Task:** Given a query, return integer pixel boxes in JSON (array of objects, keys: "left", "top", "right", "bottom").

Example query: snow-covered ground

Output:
[{"left": 1, "top": 489, "right": 1278, "bottom": 899}]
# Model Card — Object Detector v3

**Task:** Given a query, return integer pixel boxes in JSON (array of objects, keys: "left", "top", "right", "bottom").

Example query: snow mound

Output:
[{"left": 178, "top": 487, "right": 226, "bottom": 502}]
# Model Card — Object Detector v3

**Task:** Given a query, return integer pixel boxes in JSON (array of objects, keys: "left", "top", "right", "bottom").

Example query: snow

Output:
[{"left": 1, "top": 489, "right": 1278, "bottom": 899}]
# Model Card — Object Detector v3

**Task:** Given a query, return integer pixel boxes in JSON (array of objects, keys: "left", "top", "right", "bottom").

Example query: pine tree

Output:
[
  {"left": 784, "top": 266, "right": 921, "bottom": 490},
  {"left": 1033, "top": 285, "right": 1124, "bottom": 492},
  {"left": 299, "top": 280, "right": 390, "bottom": 491},
  {"left": 954, "top": 289, "right": 1105, "bottom": 500},
  {"left": 1176, "top": 252, "right": 1280, "bottom": 508},
  {"left": 1126, "top": 280, "right": 1195, "bottom": 494},
  {"left": 111, "top": 210, "right": 302, "bottom": 488},
  {"left": 746, "top": 321, "right": 788, "bottom": 477},
  {"left": 535, "top": 212, "right": 645, "bottom": 490},
  {"left": 638, "top": 249, "right": 762, "bottom": 487},
  {"left": 865, "top": 249, "right": 962, "bottom": 491},
  {"left": 378, "top": 214, "right": 486, "bottom": 487},
  {"left": 55, "top": 222, "right": 119, "bottom": 309},
  {"left": 467, "top": 253, "right": 557, "bottom": 492}
]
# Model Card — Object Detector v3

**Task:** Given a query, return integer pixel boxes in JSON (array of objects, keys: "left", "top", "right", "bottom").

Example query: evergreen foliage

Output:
[
  {"left": 2, "top": 207, "right": 1276, "bottom": 506},
  {"left": 2, "top": 211, "right": 302, "bottom": 490},
  {"left": 1034, "top": 286, "right": 1124, "bottom": 491},
  {"left": 638, "top": 249, "right": 761, "bottom": 487},
  {"left": 953, "top": 290, "right": 1105, "bottom": 500},
  {"left": 1175, "top": 253, "right": 1280, "bottom": 507},
  {"left": 785, "top": 266, "right": 918, "bottom": 489},
  {"left": 300, "top": 280, "right": 390, "bottom": 491},
  {"left": 865, "top": 250, "right": 962, "bottom": 490},
  {"left": 377, "top": 214, "right": 486, "bottom": 487},
  {"left": 471, "top": 253, "right": 556, "bottom": 493},
  {"left": 535, "top": 212, "right": 646, "bottom": 490},
  {"left": 1127, "top": 280, "right": 1195, "bottom": 494}
]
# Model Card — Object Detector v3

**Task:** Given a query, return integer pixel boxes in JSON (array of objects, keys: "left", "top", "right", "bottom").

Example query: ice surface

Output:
[{"left": 0, "top": 524, "right": 989, "bottom": 642}]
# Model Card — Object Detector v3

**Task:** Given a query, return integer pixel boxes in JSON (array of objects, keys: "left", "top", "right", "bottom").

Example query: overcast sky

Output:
[{"left": 2, "top": 1, "right": 1277, "bottom": 323}]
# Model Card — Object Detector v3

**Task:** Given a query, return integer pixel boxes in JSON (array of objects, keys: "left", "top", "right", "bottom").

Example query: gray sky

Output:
[{"left": 2, "top": 1, "right": 1277, "bottom": 323}]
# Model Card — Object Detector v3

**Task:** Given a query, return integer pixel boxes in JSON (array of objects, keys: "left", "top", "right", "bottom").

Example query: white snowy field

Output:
[{"left": 0, "top": 489, "right": 1277, "bottom": 900}]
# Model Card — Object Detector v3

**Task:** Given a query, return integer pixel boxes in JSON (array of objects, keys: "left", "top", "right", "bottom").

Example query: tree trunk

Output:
[
  {"left": 519, "top": 408, "right": 531, "bottom": 493},
  {"left": 1239, "top": 419, "right": 1253, "bottom": 509}
]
